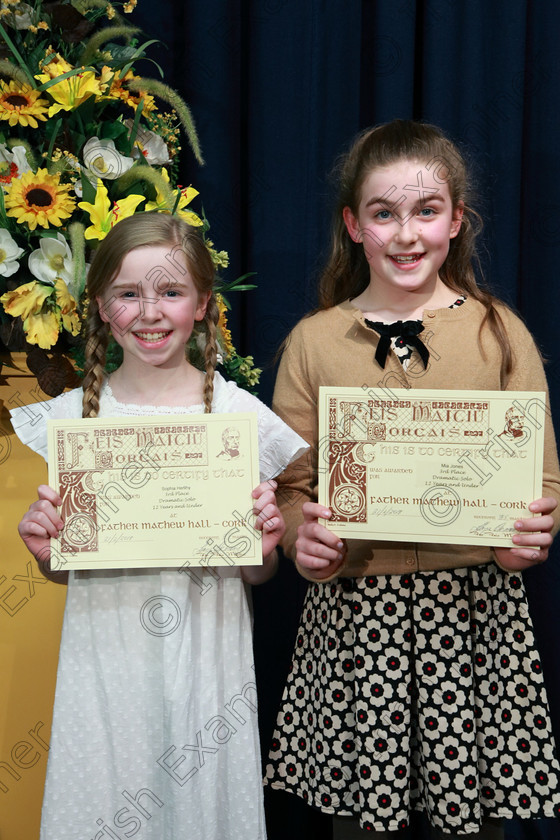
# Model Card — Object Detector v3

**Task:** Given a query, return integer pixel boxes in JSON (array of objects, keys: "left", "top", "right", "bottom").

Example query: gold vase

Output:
[{"left": 0, "top": 352, "right": 66, "bottom": 839}]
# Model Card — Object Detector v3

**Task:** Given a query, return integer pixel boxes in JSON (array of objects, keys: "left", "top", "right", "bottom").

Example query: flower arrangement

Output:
[{"left": 0, "top": 0, "right": 261, "bottom": 395}]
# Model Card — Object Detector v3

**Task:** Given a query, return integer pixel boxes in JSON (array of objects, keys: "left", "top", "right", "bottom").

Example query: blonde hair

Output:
[
  {"left": 82, "top": 212, "right": 218, "bottom": 417},
  {"left": 318, "top": 119, "right": 512, "bottom": 381}
]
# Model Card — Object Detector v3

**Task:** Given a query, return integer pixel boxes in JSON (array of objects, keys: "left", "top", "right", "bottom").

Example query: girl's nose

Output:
[
  {"left": 140, "top": 295, "right": 163, "bottom": 320},
  {"left": 393, "top": 216, "right": 420, "bottom": 244}
]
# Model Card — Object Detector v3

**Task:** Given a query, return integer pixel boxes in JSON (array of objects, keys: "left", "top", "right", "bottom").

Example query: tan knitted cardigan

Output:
[{"left": 272, "top": 297, "right": 560, "bottom": 580}]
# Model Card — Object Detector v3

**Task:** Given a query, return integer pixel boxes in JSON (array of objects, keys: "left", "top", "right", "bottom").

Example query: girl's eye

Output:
[
  {"left": 419, "top": 207, "right": 436, "bottom": 217},
  {"left": 374, "top": 209, "right": 392, "bottom": 220},
  {"left": 164, "top": 289, "right": 180, "bottom": 298},
  {"left": 121, "top": 291, "right": 138, "bottom": 298}
]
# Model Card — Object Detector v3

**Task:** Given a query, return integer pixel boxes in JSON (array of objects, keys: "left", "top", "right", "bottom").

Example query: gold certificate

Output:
[
  {"left": 47, "top": 413, "right": 261, "bottom": 570},
  {"left": 318, "top": 387, "right": 546, "bottom": 547}
]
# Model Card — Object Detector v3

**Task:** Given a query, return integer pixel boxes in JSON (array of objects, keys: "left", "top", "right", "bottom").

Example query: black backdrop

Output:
[{"left": 133, "top": 2, "right": 560, "bottom": 837}]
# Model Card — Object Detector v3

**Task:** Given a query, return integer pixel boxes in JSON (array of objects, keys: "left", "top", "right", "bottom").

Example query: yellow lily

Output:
[
  {"left": 54, "top": 278, "right": 80, "bottom": 336},
  {"left": 0, "top": 279, "right": 52, "bottom": 320},
  {"left": 102, "top": 69, "right": 155, "bottom": 113},
  {"left": 144, "top": 168, "right": 202, "bottom": 226},
  {"left": 216, "top": 294, "right": 234, "bottom": 358},
  {"left": 0, "top": 279, "right": 61, "bottom": 348},
  {"left": 37, "top": 53, "right": 73, "bottom": 80},
  {"left": 24, "top": 310, "right": 60, "bottom": 349},
  {"left": 78, "top": 179, "right": 145, "bottom": 240},
  {"left": 0, "top": 277, "right": 82, "bottom": 348},
  {"left": 36, "top": 57, "right": 103, "bottom": 116}
]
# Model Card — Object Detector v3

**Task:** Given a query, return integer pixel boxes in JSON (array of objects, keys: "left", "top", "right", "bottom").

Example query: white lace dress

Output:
[{"left": 10, "top": 373, "right": 308, "bottom": 840}]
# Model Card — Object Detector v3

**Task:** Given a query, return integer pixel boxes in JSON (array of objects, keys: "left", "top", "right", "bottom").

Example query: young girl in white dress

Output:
[{"left": 14, "top": 212, "right": 307, "bottom": 840}]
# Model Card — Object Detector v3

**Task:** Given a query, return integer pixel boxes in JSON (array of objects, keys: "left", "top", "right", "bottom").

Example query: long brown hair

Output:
[
  {"left": 82, "top": 212, "right": 219, "bottom": 417},
  {"left": 319, "top": 120, "right": 512, "bottom": 380}
]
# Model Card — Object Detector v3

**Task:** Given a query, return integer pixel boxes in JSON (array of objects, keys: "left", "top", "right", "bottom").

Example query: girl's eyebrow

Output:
[
  {"left": 364, "top": 192, "right": 446, "bottom": 208},
  {"left": 364, "top": 195, "right": 394, "bottom": 208},
  {"left": 417, "top": 193, "right": 445, "bottom": 205},
  {"left": 111, "top": 277, "right": 188, "bottom": 291},
  {"left": 110, "top": 281, "right": 139, "bottom": 291}
]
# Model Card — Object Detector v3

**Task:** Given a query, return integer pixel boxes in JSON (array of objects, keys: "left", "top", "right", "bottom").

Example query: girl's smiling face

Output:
[
  {"left": 97, "top": 243, "right": 209, "bottom": 371},
  {"left": 343, "top": 159, "right": 463, "bottom": 299}
]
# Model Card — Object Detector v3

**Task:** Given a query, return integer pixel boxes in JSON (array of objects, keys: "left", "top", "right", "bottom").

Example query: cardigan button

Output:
[
  {"left": 406, "top": 558, "right": 415, "bottom": 566},
  {"left": 426, "top": 311, "right": 435, "bottom": 318}
]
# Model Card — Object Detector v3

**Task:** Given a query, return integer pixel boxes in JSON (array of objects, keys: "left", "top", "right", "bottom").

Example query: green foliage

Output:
[{"left": 0, "top": 0, "right": 260, "bottom": 394}]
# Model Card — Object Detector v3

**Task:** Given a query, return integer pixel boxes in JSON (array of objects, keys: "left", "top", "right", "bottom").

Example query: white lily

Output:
[
  {"left": 0, "top": 229, "right": 24, "bottom": 277},
  {"left": 125, "top": 120, "right": 171, "bottom": 166},
  {"left": 1, "top": 2, "right": 34, "bottom": 29},
  {"left": 0, "top": 143, "right": 31, "bottom": 190},
  {"left": 28, "top": 233, "right": 76, "bottom": 296},
  {"left": 82, "top": 137, "right": 134, "bottom": 181}
]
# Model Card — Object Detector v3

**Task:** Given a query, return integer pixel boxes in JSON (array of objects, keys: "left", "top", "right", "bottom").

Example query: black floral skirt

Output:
[{"left": 264, "top": 565, "right": 560, "bottom": 834}]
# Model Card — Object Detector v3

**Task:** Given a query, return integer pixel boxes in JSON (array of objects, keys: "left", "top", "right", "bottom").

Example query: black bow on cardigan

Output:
[{"left": 365, "top": 318, "right": 430, "bottom": 369}]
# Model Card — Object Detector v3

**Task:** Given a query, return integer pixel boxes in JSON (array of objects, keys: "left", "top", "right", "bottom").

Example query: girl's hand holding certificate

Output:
[
  {"left": 494, "top": 495, "right": 557, "bottom": 571},
  {"left": 240, "top": 480, "right": 286, "bottom": 584},
  {"left": 19, "top": 478, "right": 288, "bottom": 583},
  {"left": 295, "top": 501, "right": 347, "bottom": 580},
  {"left": 18, "top": 484, "right": 67, "bottom": 582},
  {"left": 296, "top": 496, "right": 559, "bottom": 577}
]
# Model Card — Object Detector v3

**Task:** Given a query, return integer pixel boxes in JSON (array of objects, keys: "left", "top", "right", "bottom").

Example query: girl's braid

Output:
[
  {"left": 202, "top": 294, "right": 219, "bottom": 413},
  {"left": 82, "top": 299, "right": 110, "bottom": 418}
]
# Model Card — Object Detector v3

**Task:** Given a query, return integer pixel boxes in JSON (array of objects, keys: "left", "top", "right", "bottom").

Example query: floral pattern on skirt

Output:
[{"left": 264, "top": 565, "right": 560, "bottom": 834}]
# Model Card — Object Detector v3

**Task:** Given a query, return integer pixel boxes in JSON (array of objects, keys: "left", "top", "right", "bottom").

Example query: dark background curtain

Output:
[{"left": 133, "top": 2, "right": 560, "bottom": 837}]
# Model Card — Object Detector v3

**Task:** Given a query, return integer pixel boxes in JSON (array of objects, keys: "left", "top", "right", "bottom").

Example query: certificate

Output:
[
  {"left": 47, "top": 413, "right": 261, "bottom": 570},
  {"left": 318, "top": 387, "right": 546, "bottom": 547}
]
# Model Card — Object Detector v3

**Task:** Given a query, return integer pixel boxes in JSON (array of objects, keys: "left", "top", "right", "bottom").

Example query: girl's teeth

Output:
[
  {"left": 392, "top": 255, "right": 419, "bottom": 263},
  {"left": 135, "top": 331, "right": 169, "bottom": 341}
]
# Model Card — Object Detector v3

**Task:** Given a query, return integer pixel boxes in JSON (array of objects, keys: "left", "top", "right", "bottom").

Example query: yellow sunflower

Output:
[
  {"left": 0, "top": 80, "right": 49, "bottom": 129},
  {"left": 5, "top": 169, "right": 76, "bottom": 231}
]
